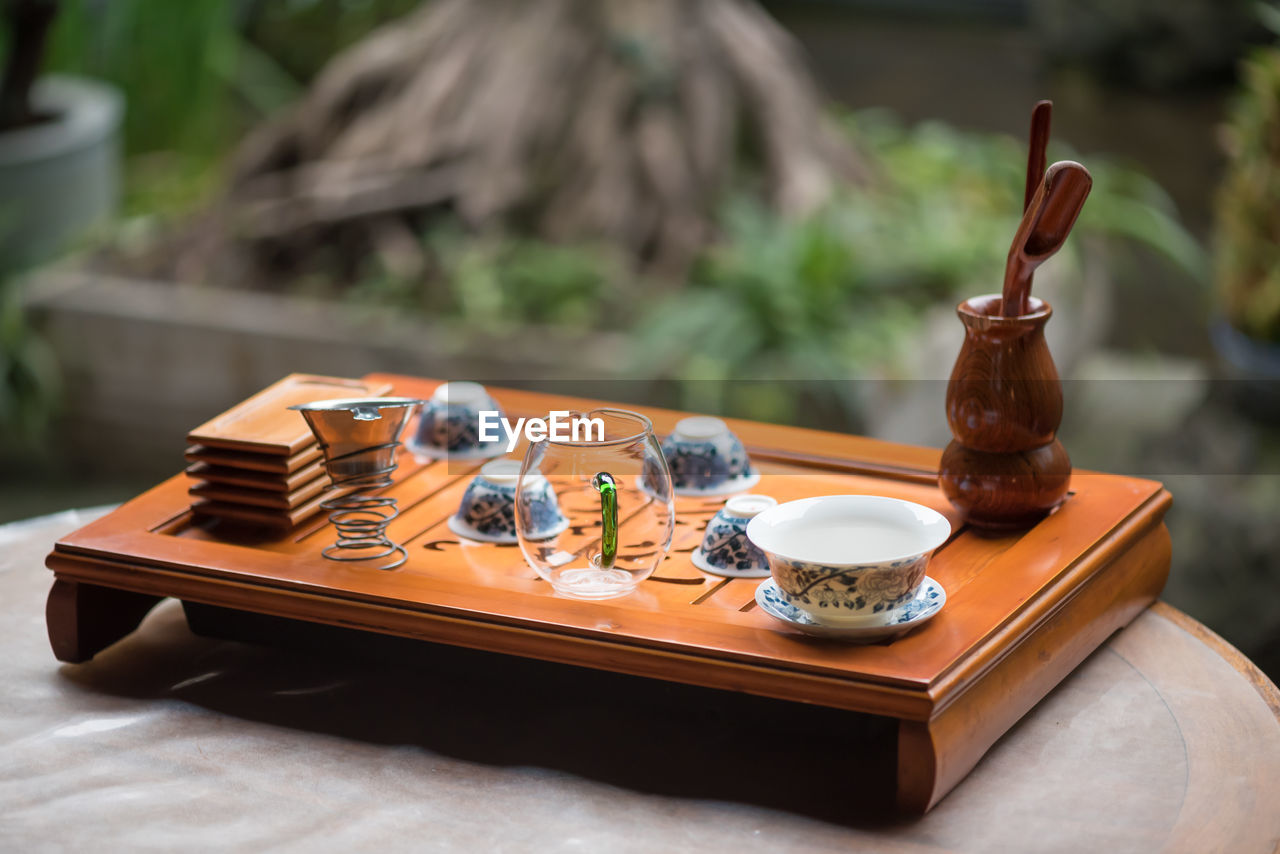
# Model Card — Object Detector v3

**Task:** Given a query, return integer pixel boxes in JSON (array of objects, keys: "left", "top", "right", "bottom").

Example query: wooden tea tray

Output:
[{"left": 44, "top": 373, "right": 1172, "bottom": 813}]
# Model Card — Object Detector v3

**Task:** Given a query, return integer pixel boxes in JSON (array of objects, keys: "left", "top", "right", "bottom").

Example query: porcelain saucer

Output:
[
  {"left": 446, "top": 514, "right": 516, "bottom": 544},
  {"left": 754, "top": 577, "right": 946, "bottom": 642}
]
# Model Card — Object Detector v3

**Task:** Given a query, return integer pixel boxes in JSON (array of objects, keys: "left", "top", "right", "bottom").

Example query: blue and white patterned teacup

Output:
[
  {"left": 691, "top": 494, "right": 777, "bottom": 578},
  {"left": 746, "top": 495, "right": 951, "bottom": 626},
  {"left": 410, "top": 381, "right": 507, "bottom": 460},
  {"left": 661, "top": 417, "right": 758, "bottom": 495},
  {"left": 448, "top": 459, "right": 567, "bottom": 544}
]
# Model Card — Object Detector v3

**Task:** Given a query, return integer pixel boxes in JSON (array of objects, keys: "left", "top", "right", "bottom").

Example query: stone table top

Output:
[{"left": 3, "top": 508, "right": 1278, "bottom": 853}]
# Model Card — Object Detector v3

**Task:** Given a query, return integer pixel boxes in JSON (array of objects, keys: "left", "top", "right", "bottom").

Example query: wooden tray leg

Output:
[
  {"left": 46, "top": 578, "right": 164, "bottom": 663},
  {"left": 895, "top": 521, "right": 1172, "bottom": 813},
  {"left": 897, "top": 704, "right": 987, "bottom": 814}
]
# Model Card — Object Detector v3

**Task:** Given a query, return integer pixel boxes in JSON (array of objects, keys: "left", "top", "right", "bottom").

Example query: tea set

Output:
[
  {"left": 273, "top": 101, "right": 1094, "bottom": 643},
  {"left": 747, "top": 495, "right": 950, "bottom": 639},
  {"left": 294, "top": 379, "right": 955, "bottom": 642}
]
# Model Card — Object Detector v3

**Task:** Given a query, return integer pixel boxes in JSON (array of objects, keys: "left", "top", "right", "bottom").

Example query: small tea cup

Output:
[
  {"left": 662, "top": 416, "right": 758, "bottom": 495},
  {"left": 691, "top": 494, "right": 777, "bottom": 578},
  {"left": 411, "top": 381, "right": 507, "bottom": 459},
  {"left": 449, "top": 459, "right": 567, "bottom": 543},
  {"left": 746, "top": 495, "right": 951, "bottom": 626}
]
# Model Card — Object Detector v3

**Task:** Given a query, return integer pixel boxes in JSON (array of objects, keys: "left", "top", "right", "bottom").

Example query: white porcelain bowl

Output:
[{"left": 746, "top": 495, "right": 951, "bottom": 626}]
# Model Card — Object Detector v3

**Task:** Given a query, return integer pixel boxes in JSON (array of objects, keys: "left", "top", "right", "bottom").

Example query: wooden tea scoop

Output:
[
  {"left": 1001, "top": 160, "right": 1092, "bottom": 317},
  {"left": 1024, "top": 100, "right": 1052, "bottom": 211}
]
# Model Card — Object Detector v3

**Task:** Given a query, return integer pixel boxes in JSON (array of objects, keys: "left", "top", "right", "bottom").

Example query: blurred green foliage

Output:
[
  {"left": 1215, "top": 8, "right": 1280, "bottom": 343},
  {"left": 633, "top": 111, "right": 1204, "bottom": 422},
  {"left": 3, "top": 0, "right": 423, "bottom": 216},
  {"left": 27, "top": 0, "right": 423, "bottom": 156},
  {"left": 340, "top": 111, "right": 1203, "bottom": 426},
  {"left": 343, "top": 225, "right": 629, "bottom": 332},
  {"left": 0, "top": 280, "right": 60, "bottom": 449},
  {"left": 43, "top": 0, "right": 240, "bottom": 155},
  {"left": 3, "top": 2, "right": 1209, "bottom": 429},
  {"left": 429, "top": 231, "right": 627, "bottom": 332}
]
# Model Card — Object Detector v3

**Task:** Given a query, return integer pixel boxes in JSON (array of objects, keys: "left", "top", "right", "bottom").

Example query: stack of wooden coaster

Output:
[{"left": 185, "top": 374, "right": 392, "bottom": 531}]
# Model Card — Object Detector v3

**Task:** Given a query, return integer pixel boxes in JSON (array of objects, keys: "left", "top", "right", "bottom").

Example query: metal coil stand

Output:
[{"left": 320, "top": 442, "right": 406, "bottom": 570}]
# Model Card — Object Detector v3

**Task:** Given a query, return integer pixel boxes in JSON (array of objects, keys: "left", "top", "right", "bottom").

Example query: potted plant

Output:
[
  {"left": 0, "top": 0, "right": 123, "bottom": 273},
  {"left": 1213, "top": 8, "right": 1280, "bottom": 421}
]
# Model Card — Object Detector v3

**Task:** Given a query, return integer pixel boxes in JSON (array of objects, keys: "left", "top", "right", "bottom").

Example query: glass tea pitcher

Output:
[{"left": 516, "top": 409, "right": 675, "bottom": 599}]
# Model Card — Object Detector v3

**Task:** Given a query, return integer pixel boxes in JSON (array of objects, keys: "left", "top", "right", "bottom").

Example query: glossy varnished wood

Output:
[
  {"left": 1023, "top": 100, "right": 1052, "bottom": 212},
  {"left": 185, "top": 443, "right": 323, "bottom": 474},
  {"left": 44, "top": 374, "right": 1173, "bottom": 813},
  {"left": 45, "top": 579, "right": 164, "bottom": 664},
  {"left": 186, "top": 373, "right": 391, "bottom": 456},
  {"left": 941, "top": 295, "right": 1072, "bottom": 529},
  {"left": 939, "top": 438, "right": 1072, "bottom": 530},
  {"left": 1001, "top": 162, "right": 1092, "bottom": 318},
  {"left": 897, "top": 517, "right": 1170, "bottom": 811},
  {"left": 185, "top": 459, "right": 327, "bottom": 493}
]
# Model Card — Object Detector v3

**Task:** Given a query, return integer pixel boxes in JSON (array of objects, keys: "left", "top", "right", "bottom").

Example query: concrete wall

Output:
[{"left": 23, "top": 271, "right": 629, "bottom": 480}]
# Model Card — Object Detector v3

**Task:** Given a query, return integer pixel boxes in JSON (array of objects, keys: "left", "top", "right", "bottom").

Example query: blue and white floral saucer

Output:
[
  {"left": 446, "top": 515, "right": 517, "bottom": 544},
  {"left": 754, "top": 576, "right": 946, "bottom": 642}
]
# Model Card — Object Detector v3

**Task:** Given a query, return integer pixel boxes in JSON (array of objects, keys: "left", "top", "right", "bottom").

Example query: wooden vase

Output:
[{"left": 939, "top": 294, "right": 1071, "bottom": 530}]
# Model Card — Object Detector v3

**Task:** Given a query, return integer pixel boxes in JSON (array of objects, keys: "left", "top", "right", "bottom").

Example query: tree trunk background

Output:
[{"left": 180, "top": 0, "right": 868, "bottom": 286}]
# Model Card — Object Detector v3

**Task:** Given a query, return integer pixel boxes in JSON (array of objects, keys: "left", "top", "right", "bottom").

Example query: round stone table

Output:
[{"left": 3, "top": 508, "right": 1278, "bottom": 852}]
